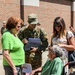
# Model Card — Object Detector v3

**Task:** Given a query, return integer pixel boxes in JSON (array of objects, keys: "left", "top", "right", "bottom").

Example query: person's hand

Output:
[
  {"left": 58, "top": 43, "right": 65, "bottom": 48},
  {"left": 13, "top": 68, "right": 18, "bottom": 75},
  {"left": 30, "top": 70, "right": 36, "bottom": 75},
  {"left": 48, "top": 45, "right": 51, "bottom": 50},
  {"left": 22, "top": 38, "right": 28, "bottom": 44},
  {"left": 30, "top": 47, "right": 38, "bottom": 52},
  {"left": 30, "top": 67, "right": 42, "bottom": 75}
]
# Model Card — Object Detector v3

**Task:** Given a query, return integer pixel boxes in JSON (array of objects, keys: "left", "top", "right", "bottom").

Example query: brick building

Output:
[{"left": 0, "top": 0, "right": 72, "bottom": 43}]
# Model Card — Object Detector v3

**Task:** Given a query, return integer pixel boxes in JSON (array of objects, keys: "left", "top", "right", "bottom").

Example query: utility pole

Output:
[
  {"left": 20, "top": 0, "right": 24, "bottom": 22},
  {"left": 71, "top": 0, "right": 75, "bottom": 27}
]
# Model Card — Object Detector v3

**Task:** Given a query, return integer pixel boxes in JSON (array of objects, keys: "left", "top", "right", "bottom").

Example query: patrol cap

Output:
[
  {"left": 3, "top": 21, "right": 6, "bottom": 24},
  {"left": 28, "top": 13, "right": 39, "bottom": 24}
]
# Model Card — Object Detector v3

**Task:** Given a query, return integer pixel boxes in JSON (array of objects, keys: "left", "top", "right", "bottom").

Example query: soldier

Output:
[
  {"left": 1, "top": 21, "right": 7, "bottom": 35},
  {"left": 18, "top": 13, "right": 48, "bottom": 75}
]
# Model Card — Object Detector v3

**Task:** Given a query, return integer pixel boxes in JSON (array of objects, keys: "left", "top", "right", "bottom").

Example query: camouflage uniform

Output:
[
  {"left": 18, "top": 13, "right": 48, "bottom": 75},
  {"left": 1, "top": 27, "right": 6, "bottom": 35},
  {"left": 1, "top": 21, "right": 6, "bottom": 35}
]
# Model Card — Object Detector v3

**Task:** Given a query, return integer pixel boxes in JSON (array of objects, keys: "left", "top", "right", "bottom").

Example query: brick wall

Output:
[
  {"left": 0, "top": 0, "right": 20, "bottom": 50},
  {"left": 0, "top": 0, "right": 20, "bottom": 27},
  {"left": 24, "top": 0, "right": 71, "bottom": 43},
  {"left": 0, "top": 0, "right": 71, "bottom": 46}
]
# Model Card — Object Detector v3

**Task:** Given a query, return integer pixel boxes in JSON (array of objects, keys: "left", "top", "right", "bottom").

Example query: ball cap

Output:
[{"left": 28, "top": 13, "right": 39, "bottom": 24}]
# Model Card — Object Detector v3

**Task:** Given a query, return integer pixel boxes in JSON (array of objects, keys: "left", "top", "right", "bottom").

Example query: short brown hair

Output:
[{"left": 6, "top": 16, "right": 23, "bottom": 30}]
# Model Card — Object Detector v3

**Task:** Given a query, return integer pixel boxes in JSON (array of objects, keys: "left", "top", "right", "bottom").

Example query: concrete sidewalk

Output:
[
  {"left": 0, "top": 55, "right": 4, "bottom": 75},
  {"left": 0, "top": 50, "right": 2, "bottom": 55},
  {"left": 0, "top": 50, "right": 48, "bottom": 75}
]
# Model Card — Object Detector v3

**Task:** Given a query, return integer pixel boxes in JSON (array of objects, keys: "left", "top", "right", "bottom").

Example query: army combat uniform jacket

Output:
[
  {"left": 1, "top": 27, "right": 6, "bottom": 35},
  {"left": 18, "top": 25, "right": 48, "bottom": 72}
]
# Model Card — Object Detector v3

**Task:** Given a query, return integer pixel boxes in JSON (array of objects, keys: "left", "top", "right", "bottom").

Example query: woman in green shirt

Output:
[
  {"left": 1, "top": 16, "right": 25, "bottom": 75},
  {"left": 30, "top": 45, "right": 64, "bottom": 75}
]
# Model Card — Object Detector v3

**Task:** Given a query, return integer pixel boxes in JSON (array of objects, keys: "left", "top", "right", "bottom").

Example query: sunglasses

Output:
[
  {"left": 3, "top": 23, "right": 6, "bottom": 24},
  {"left": 55, "top": 25, "right": 61, "bottom": 27}
]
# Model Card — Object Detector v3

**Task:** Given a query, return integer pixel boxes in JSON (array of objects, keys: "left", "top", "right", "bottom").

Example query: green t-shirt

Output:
[
  {"left": 1, "top": 31, "right": 25, "bottom": 66},
  {"left": 41, "top": 57, "right": 63, "bottom": 75}
]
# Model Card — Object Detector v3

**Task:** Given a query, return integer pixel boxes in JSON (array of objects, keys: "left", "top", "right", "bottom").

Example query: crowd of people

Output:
[{"left": 1, "top": 13, "right": 75, "bottom": 75}]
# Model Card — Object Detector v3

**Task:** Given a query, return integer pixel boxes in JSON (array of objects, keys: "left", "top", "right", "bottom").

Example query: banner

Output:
[{"left": 22, "top": 0, "right": 39, "bottom": 6}]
